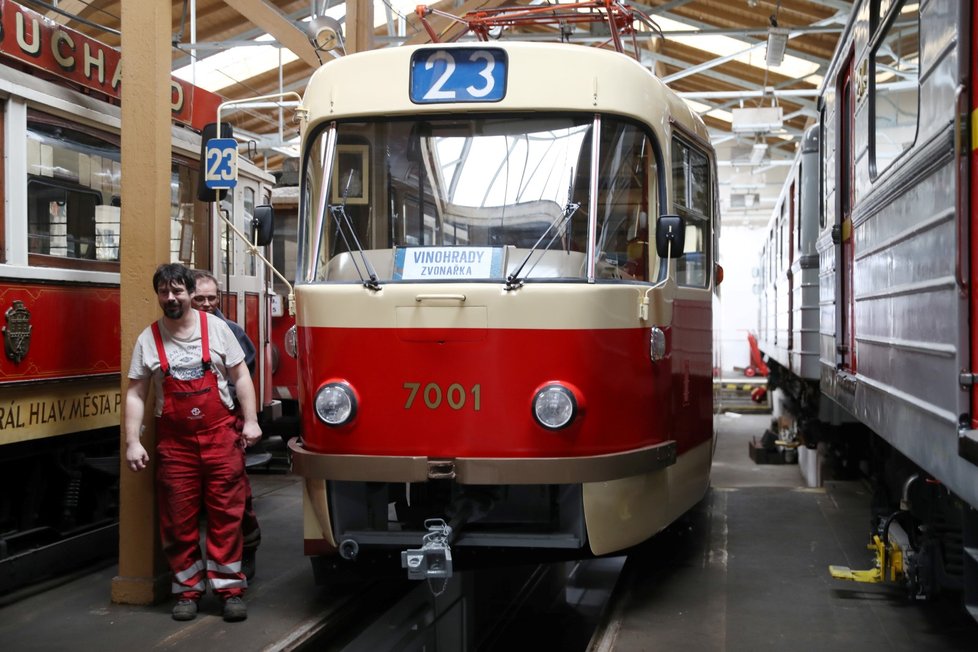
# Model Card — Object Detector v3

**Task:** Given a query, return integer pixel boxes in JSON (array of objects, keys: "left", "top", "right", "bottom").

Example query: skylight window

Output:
[
  {"left": 173, "top": 1, "right": 419, "bottom": 94},
  {"left": 174, "top": 34, "right": 299, "bottom": 93},
  {"left": 655, "top": 16, "right": 821, "bottom": 81}
]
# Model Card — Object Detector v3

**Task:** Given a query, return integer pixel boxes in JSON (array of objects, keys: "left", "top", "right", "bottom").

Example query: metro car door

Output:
[{"left": 836, "top": 54, "right": 856, "bottom": 374}]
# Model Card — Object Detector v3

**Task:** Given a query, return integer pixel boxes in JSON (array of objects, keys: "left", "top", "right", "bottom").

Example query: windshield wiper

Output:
[
  {"left": 505, "top": 200, "right": 581, "bottom": 291},
  {"left": 331, "top": 169, "right": 381, "bottom": 291}
]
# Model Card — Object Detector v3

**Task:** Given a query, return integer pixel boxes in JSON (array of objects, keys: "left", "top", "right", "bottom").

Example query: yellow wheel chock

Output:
[{"left": 828, "top": 534, "right": 904, "bottom": 584}]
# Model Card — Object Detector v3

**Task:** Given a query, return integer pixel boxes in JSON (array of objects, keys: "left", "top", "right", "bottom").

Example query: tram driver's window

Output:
[{"left": 670, "top": 137, "right": 712, "bottom": 288}]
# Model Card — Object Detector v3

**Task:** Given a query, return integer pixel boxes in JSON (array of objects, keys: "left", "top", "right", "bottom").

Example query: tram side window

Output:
[
  {"left": 594, "top": 123, "right": 654, "bottom": 282},
  {"left": 171, "top": 163, "right": 210, "bottom": 270},
  {"left": 671, "top": 137, "right": 712, "bottom": 287},
  {"left": 243, "top": 186, "right": 257, "bottom": 275},
  {"left": 872, "top": 0, "right": 919, "bottom": 176},
  {"left": 220, "top": 194, "right": 235, "bottom": 278},
  {"left": 272, "top": 206, "right": 298, "bottom": 295},
  {"left": 26, "top": 122, "right": 120, "bottom": 263}
]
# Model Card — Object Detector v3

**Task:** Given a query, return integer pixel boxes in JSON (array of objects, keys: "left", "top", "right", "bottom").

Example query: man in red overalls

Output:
[
  {"left": 191, "top": 270, "right": 261, "bottom": 580},
  {"left": 124, "top": 263, "right": 262, "bottom": 622}
]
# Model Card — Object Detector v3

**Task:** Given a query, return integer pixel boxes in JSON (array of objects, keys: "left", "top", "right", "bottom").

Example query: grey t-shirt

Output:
[{"left": 128, "top": 311, "right": 245, "bottom": 417}]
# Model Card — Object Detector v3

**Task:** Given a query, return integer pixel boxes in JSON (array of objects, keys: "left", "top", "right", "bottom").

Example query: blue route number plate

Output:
[
  {"left": 204, "top": 138, "right": 239, "bottom": 189},
  {"left": 410, "top": 48, "right": 507, "bottom": 104}
]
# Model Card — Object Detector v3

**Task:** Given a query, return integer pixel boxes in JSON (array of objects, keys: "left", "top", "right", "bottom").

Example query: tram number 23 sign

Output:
[
  {"left": 204, "top": 138, "right": 239, "bottom": 189},
  {"left": 410, "top": 48, "right": 507, "bottom": 104}
]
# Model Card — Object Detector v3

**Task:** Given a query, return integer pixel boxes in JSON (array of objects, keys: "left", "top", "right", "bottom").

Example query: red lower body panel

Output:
[
  {"left": 298, "top": 325, "right": 712, "bottom": 459},
  {"left": 0, "top": 282, "right": 119, "bottom": 382}
]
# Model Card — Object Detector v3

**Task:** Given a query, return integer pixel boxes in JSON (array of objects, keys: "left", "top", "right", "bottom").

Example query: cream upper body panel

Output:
[
  {"left": 299, "top": 42, "right": 709, "bottom": 147},
  {"left": 295, "top": 281, "right": 674, "bottom": 331}
]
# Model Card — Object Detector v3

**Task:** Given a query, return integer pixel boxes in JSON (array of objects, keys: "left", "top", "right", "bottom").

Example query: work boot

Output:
[
  {"left": 172, "top": 599, "right": 198, "bottom": 621},
  {"left": 223, "top": 596, "right": 248, "bottom": 622},
  {"left": 242, "top": 547, "right": 257, "bottom": 581}
]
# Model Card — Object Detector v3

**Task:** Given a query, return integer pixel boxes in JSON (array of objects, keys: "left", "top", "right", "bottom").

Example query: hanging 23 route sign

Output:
[{"left": 204, "top": 138, "right": 239, "bottom": 189}]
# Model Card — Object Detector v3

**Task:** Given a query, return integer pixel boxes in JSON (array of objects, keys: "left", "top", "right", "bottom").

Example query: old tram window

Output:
[{"left": 26, "top": 120, "right": 121, "bottom": 266}]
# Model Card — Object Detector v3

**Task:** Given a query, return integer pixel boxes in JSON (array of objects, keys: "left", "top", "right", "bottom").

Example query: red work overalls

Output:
[{"left": 152, "top": 312, "right": 246, "bottom": 600}]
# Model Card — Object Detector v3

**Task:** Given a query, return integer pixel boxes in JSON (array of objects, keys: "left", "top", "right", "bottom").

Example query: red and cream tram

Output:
[{"left": 286, "top": 3, "right": 721, "bottom": 581}]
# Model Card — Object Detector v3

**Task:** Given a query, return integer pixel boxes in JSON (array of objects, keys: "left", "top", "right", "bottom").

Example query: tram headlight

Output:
[
  {"left": 314, "top": 382, "right": 357, "bottom": 426},
  {"left": 650, "top": 326, "right": 667, "bottom": 361},
  {"left": 532, "top": 384, "right": 578, "bottom": 430},
  {"left": 285, "top": 325, "right": 298, "bottom": 359}
]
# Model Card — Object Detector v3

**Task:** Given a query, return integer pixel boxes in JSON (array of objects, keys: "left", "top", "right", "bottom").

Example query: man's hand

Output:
[
  {"left": 127, "top": 441, "right": 149, "bottom": 472},
  {"left": 241, "top": 420, "right": 262, "bottom": 448}
]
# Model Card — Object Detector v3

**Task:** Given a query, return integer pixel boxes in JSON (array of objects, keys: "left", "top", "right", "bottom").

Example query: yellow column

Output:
[{"left": 111, "top": 0, "right": 172, "bottom": 605}]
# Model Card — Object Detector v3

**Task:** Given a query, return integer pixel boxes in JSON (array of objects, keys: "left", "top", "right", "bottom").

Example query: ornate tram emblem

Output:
[{"left": 3, "top": 300, "right": 32, "bottom": 363}]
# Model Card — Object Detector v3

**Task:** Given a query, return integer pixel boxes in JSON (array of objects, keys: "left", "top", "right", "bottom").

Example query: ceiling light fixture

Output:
[
  {"left": 766, "top": 27, "right": 789, "bottom": 66},
  {"left": 732, "top": 107, "right": 783, "bottom": 133},
  {"left": 749, "top": 143, "right": 768, "bottom": 165}
]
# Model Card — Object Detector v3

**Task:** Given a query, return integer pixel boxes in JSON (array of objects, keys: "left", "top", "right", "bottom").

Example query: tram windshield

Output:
[{"left": 298, "top": 115, "right": 659, "bottom": 284}]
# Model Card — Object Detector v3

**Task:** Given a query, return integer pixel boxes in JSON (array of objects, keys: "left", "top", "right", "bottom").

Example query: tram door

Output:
[
  {"left": 269, "top": 188, "right": 300, "bottom": 409},
  {"left": 216, "top": 175, "right": 272, "bottom": 402},
  {"left": 836, "top": 55, "right": 856, "bottom": 373}
]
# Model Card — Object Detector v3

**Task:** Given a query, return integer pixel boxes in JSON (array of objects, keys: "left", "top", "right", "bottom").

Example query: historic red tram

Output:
[
  {"left": 0, "top": 0, "right": 278, "bottom": 594},
  {"left": 286, "top": 3, "right": 720, "bottom": 581}
]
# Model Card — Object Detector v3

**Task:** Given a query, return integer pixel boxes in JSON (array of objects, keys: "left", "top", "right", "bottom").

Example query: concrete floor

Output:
[
  {"left": 0, "top": 471, "right": 335, "bottom": 652},
  {"left": 600, "top": 411, "right": 978, "bottom": 652},
  {"left": 3, "top": 412, "right": 977, "bottom": 651}
]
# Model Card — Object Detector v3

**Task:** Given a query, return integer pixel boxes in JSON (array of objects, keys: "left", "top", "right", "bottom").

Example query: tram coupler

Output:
[{"left": 402, "top": 518, "right": 454, "bottom": 581}]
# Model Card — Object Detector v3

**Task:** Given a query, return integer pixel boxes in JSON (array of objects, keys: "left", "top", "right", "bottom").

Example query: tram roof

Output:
[{"left": 301, "top": 41, "right": 709, "bottom": 146}]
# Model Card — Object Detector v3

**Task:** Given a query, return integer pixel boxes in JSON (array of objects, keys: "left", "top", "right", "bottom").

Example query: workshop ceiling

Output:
[{"left": 39, "top": 0, "right": 855, "bottom": 224}]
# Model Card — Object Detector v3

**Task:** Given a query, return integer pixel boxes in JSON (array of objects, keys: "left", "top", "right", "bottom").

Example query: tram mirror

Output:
[
  {"left": 252, "top": 205, "right": 275, "bottom": 247},
  {"left": 197, "top": 122, "right": 233, "bottom": 202},
  {"left": 655, "top": 214, "right": 685, "bottom": 258}
]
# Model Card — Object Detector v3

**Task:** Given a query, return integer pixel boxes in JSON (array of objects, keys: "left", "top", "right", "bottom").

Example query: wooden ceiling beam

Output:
[{"left": 220, "top": 0, "right": 320, "bottom": 67}]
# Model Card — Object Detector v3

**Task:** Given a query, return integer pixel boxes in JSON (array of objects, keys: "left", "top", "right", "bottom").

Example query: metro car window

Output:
[{"left": 871, "top": 0, "right": 919, "bottom": 177}]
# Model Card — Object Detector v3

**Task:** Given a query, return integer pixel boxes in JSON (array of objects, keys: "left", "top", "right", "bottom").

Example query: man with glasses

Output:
[{"left": 192, "top": 270, "right": 261, "bottom": 582}]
